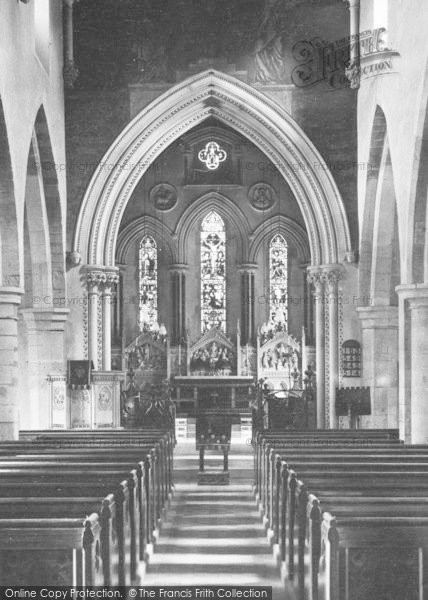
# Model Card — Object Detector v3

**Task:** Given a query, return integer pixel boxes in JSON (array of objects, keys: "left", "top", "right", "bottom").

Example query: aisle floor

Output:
[{"left": 143, "top": 439, "right": 296, "bottom": 600}]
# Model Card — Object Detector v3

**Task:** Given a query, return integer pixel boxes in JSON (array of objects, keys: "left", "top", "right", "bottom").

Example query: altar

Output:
[{"left": 118, "top": 319, "right": 307, "bottom": 435}]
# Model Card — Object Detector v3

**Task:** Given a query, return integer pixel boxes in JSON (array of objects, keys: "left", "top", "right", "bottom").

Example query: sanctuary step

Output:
[{"left": 143, "top": 440, "right": 295, "bottom": 599}]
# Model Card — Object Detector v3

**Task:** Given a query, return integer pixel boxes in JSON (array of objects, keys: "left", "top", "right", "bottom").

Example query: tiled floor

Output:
[{"left": 142, "top": 439, "right": 295, "bottom": 600}]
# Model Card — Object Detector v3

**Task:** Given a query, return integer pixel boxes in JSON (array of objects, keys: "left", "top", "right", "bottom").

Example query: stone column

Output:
[
  {"left": 343, "top": 0, "right": 361, "bottom": 89},
  {"left": 101, "top": 271, "right": 120, "bottom": 371},
  {"left": 169, "top": 264, "right": 187, "bottom": 345},
  {"left": 322, "top": 267, "right": 342, "bottom": 429},
  {"left": 85, "top": 270, "right": 105, "bottom": 370},
  {"left": 63, "top": 0, "right": 79, "bottom": 88},
  {"left": 0, "top": 288, "right": 23, "bottom": 440},
  {"left": 396, "top": 285, "right": 428, "bottom": 443},
  {"left": 239, "top": 264, "right": 258, "bottom": 345},
  {"left": 357, "top": 306, "right": 399, "bottom": 429},
  {"left": 18, "top": 308, "right": 70, "bottom": 430},
  {"left": 408, "top": 295, "right": 428, "bottom": 443},
  {"left": 307, "top": 270, "right": 325, "bottom": 428}
]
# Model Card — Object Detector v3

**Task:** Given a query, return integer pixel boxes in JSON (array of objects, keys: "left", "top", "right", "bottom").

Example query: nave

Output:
[{"left": 0, "top": 421, "right": 427, "bottom": 600}]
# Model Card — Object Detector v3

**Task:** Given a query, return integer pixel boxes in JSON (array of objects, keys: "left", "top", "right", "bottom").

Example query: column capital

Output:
[
  {"left": 84, "top": 267, "right": 119, "bottom": 291},
  {"left": 63, "top": 0, "right": 80, "bottom": 7},
  {"left": 85, "top": 270, "right": 106, "bottom": 291},
  {"left": 238, "top": 263, "right": 258, "bottom": 274},
  {"left": 306, "top": 268, "right": 323, "bottom": 287},
  {"left": 320, "top": 266, "right": 343, "bottom": 289},
  {"left": 104, "top": 272, "right": 120, "bottom": 290}
]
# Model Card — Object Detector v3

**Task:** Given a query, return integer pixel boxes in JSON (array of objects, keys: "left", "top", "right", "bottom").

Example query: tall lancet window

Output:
[
  {"left": 269, "top": 234, "right": 288, "bottom": 328},
  {"left": 139, "top": 236, "right": 158, "bottom": 331},
  {"left": 201, "top": 211, "right": 226, "bottom": 333}
]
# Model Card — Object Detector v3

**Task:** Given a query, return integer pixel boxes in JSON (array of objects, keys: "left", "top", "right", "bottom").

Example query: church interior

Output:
[{"left": 0, "top": 0, "right": 428, "bottom": 597}]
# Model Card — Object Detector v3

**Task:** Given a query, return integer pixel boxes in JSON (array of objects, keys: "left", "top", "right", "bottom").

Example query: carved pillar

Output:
[
  {"left": 239, "top": 264, "right": 257, "bottom": 345},
  {"left": 101, "top": 271, "right": 120, "bottom": 371},
  {"left": 63, "top": 0, "right": 79, "bottom": 89},
  {"left": 322, "top": 267, "right": 342, "bottom": 429},
  {"left": 85, "top": 270, "right": 105, "bottom": 370},
  {"left": 169, "top": 264, "right": 187, "bottom": 345},
  {"left": 307, "top": 269, "right": 325, "bottom": 428},
  {"left": 0, "top": 288, "right": 23, "bottom": 439},
  {"left": 343, "top": 0, "right": 361, "bottom": 89},
  {"left": 303, "top": 265, "right": 315, "bottom": 345}
]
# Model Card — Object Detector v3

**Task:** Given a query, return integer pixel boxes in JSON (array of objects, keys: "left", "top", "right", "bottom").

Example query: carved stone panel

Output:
[{"left": 70, "top": 389, "right": 92, "bottom": 429}]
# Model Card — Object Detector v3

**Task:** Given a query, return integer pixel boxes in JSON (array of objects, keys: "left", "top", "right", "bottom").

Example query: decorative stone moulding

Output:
[
  {"left": 248, "top": 182, "right": 276, "bottom": 211},
  {"left": 150, "top": 183, "right": 178, "bottom": 211}
]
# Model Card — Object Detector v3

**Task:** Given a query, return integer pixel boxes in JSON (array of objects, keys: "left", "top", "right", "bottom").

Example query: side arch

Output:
[
  {"left": 0, "top": 98, "right": 19, "bottom": 287},
  {"left": 34, "top": 106, "right": 65, "bottom": 300},
  {"left": 359, "top": 106, "right": 388, "bottom": 299}
]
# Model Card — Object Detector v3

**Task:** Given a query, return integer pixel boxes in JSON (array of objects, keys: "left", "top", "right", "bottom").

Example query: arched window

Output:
[
  {"left": 269, "top": 234, "right": 288, "bottom": 328},
  {"left": 201, "top": 211, "right": 226, "bottom": 333},
  {"left": 139, "top": 236, "right": 158, "bottom": 331}
]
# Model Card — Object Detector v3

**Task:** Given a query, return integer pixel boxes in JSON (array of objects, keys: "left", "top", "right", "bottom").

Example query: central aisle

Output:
[{"left": 143, "top": 439, "right": 295, "bottom": 599}]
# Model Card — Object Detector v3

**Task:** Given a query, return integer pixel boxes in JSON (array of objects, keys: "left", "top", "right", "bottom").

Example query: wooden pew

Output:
[
  {"left": 0, "top": 468, "right": 138, "bottom": 585},
  {"left": 282, "top": 465, "right": 428, "bottom": 575},
  {"left": 275, "top": 460, "right": 428, "bottom": 599},
  {"left": 0, "top": 495, "right": 119, "bottom": 586},
  {"left": 0, "top": 453, "right": 160, "bottom": 557},
  {"left": 254, "top": 434, "right": 403, "bottom": 502},
  {"left": 0, "top": 431, "right": 172, "bottom": 585},
  {"left": 256, "top": 441, "right": 426, "bottom": 526},
  {"left": 0, "top": 443, "right": 171, "bottom": 519},
  {"left": 254, "top": 430, "right": 428, "bottom": 600},
  {"left": 9, "top": 434, "right": 174, "bottom": 508},
  {"left": 267, "top": 448, "right": 428, "bottom": 546},
  {"left": 296, "top": 488, "right": 428, "bottom": 600},
  {"left": 316, "top": 512, "right": 428, "bottom": 600},
  {"left": 0, "top": 514, "right": 103, "bottom": 586},
  {"left": 0, "top": 437, "right": 172, "bottom": 534}
]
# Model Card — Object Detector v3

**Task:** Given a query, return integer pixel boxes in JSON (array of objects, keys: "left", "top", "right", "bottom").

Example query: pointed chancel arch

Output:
[{"left": 73, "top": 70, "right": 352, "bottom": 267}]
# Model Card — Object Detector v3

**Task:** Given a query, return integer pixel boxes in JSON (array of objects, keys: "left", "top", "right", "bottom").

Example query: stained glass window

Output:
[
  {"left": 201, "top": 211, "right": 226, "bottom": 333},
  {"left": 139, "top": 236, "right": 158, "bottom": 331},
  {"left": 269, "top": 234, "right": 288, "bottom": 328}
]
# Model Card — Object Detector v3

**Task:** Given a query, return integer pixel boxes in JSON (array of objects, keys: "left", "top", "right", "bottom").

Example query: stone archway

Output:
[
  {"left": 18, "top": 107, "right": 68, "bottom": 430},
  {"left": 73, "top": 70, "right": 352, "bottom": 267},
  {"left": 72, "top": 70, "right": 353, "bottom": 427}
]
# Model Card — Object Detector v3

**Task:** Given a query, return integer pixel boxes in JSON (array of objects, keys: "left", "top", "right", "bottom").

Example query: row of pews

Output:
[
  {"left": 254, "top": 428, "right": 428, "bottom": 600},
  {"left": 0, "top": 428, "right": 174, "bottom": 586}
]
